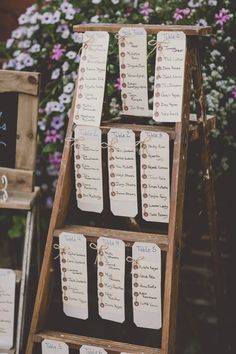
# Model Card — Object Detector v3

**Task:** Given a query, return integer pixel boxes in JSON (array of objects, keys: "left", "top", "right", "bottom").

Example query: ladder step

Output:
[
  {"left": 33, "top": 330, "right": 162, "bottom": 354},
  {"left": 54, "top": 225, "right": 168, "bottom": 252}
]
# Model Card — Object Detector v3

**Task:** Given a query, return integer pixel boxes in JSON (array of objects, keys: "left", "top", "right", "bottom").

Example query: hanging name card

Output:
[
  {"left": 118, "top": 27, "right": 149, "bottom": 116},
  {"left": 73, "top": 31, "right": 109, "bottom": 126},
  {"left": 0, "top": 269, "right": 15, "bottom": 350},
  {"left": 108, "top": 128, "right": 137, "bottom": 217},
  {"left": 153, "top": 31, "right": 186, "bottom": 122},
  {"left": 59, "top": 232, "right": 88, "bottom": 320},
  {"left": 41, "top": 339, "right": 69, "bottom": 354},
  {"left": 74, "top": 126, "right": 103, "bottom": 213},
  {"left": 97, "top": 237, "right": 125, "bottom": 323},
  {"left": 140, "top": 131, "right": 169, "bottom": 223},
  {"left": 80, "top": 345, "right": 107, "bottom": 354},
  {"left": 131, "top": 242, "right": 161, "bottom": 330}
]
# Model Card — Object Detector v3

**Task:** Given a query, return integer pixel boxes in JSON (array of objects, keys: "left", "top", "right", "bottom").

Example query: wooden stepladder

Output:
[{"left": 27, "top": 25, "right": 221, "bottom": 354}]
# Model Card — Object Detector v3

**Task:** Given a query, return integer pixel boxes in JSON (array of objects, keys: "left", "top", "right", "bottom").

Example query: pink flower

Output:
[
  {"left": 215, "top": 8, "right": 232, "bottom": 28},
  {"left": 45, "top": 129, "right": 62, "bottom": 143},
  {"left": 48, "top": 151, "right": 62, "bottom": 170},
  {"left": 51, "top": 44, "right": 65, "bottom": 61},
  {"left": 232, "top": 87, "right": 236, "bottom": 99},
  {"left": 114, "top": 78, "right": 122, "bottom": 90},
  {"left": 139, "top": 2, "right": 153, "bottom": 16},
  {"left": 174, "top": 7, "right": 191, "bottom": 21}
]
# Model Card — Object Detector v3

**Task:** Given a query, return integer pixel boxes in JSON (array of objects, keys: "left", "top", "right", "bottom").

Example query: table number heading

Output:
[
  {"left": 41, "top": 339, "right": 69, "bottom": 354},
  {"left": 80, "top": 345, "right": 107, "bottom": 354}
]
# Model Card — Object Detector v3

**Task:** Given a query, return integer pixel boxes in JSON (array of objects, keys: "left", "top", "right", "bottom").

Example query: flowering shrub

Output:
[{"left": 1, "top": 0, "right": 236, "bottom": 206}]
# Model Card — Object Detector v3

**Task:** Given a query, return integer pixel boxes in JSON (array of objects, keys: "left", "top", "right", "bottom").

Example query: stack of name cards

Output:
[
  {"left": 59, "top": 233, "right": 88, "bottom": 320},
  {"left": 0, "top": 269, "right": 16, "bottom": 350},
  {"left": 108, "top": 128, "right": 137, "bottom": 217},
  {"left": 118, "top": 27, "right": 149, "bottom": 116},
  {"left": 153, "top": 31, "right": 186, "bottom": 122}
]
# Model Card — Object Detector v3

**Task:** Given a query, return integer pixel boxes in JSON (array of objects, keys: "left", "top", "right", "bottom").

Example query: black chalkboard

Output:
[{"left": 0, "top": 92, "right": 18, "bottom": 168}]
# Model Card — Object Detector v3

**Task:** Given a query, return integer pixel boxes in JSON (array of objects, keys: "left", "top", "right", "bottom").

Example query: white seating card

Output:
[
  {"left": 0, "top": 269, "right": 15, "bottom": 350},
  {"left": 153, "top": 31, "right": 186, "bottom": 122},
  {"left": 118, "top": 27, "right": 149, "bottom": 116},
  {"left": 73, "top": 31, "right": 109, "bottom": 126},
  {"left": 108, "top": 128, "right": 137, "bottom": 217},
  {"left": 41, "top": 339, "right": 69, "bottom": 354},
  {"left": 97, "top": 237, "right": 125, "bottom": 323},
  {"left": 80, "top": 345, "right": 107, "bottom": 354},
  {"left": 59, "top": 232, "right": 88, "bottom": 320},
  {"left": 74, "top": 126, "right": 103, "bottom": 213},
  {"left": 140, "top": 131, "right": 169, "bottom": 223},
  {"left": 131, "top": 242, "right": 161, "bottom": 330}
]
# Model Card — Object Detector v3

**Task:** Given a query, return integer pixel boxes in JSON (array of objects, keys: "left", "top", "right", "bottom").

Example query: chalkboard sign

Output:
[{"left": 0, "top": 92, "right": 18, "bottom": 168}]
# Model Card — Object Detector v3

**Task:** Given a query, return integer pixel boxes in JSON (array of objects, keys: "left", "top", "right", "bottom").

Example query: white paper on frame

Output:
[
  {"left": 0, "top": 269, "right": 16, "bottom": 350},
  {"left": 118, "top": 27, "right": 149, "bottom": 116},
  {"left": 41, "top": 339, "right": 69, "bottom": 354},
  {"left": 73, "top": 31, "right": 109, "bottom": 126},
  {"left": 97, "top": 237, "right": 125, "bottom": 323},
  {"left": 59, "top": 232, "right": 88, "bottom": 320},
  {"left": 108, "top": 128, "right": 138, "bottom": 217},
  {"left": 132, "top": 242, "right": 161, "bottom": 330},
  {"left": 74, "top": 126, "right": 103, "bottom": 213},
  {"left": 80, "top": 345, "right": 107, "bottom": 354},
  {"left": 140, "top": 131, "right": 169, "bottom": 223},
  {"left": 153, "top": 31, "right": 186, "bottom": 122}
]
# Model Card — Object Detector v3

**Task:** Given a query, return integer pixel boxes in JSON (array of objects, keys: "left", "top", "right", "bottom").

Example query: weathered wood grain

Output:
[
  {"left": 0, "top": 167, "right": 34, "bottom": 192},
  {"left": 0, "top": 69, "right": 39, "bottom": 96}
]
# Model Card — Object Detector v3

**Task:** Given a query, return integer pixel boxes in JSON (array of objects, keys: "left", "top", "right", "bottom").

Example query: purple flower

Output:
[
  {"left": 174, "top": 7, "right": 191, "bottom": 21},
  {"left": 139, "top": 2, "right": 153, "bottom": 16},
  {"left": 232, "top": 87, "right": 236, "bottom": 99},
  {"left": 51, "top": 115, "right": 64, "bottom": 130},
  {"left": 45, "top": 129, "right": 62, "bottom": 143},
  {"left": 51, "top": 44, "right": 65, "bottom": 61},
  {"left": 114, "top": 78, "right": 121, "bottom": 90},
  {"left": 215, "top": 8, "right": 232, "bottom": 28},
  {"left": 48, "top": 151, "right": 62, "bottom": 170}
]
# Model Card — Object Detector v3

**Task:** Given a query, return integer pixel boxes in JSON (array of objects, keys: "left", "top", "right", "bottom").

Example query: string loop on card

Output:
[
  {"left": 53, "top": 244, "right": 68, "bottom": 260},
  {"left": 115, "top": 33, "right": 128, "bottom": 45},
  {"left": 126, "top": 256, "right": 144, "bottom": 273},
  {"left": 89, "top": 243, "right": 108, "bottom": 264},
  {"left": 147, "top": 39, "right": 169, "bottom": 59},
  {"left": 0, "top": 175, "right": 8, "bottom": 202}
]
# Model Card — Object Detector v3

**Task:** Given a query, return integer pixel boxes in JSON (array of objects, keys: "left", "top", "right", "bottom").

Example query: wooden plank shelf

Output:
[
  {"left": 73, "top": 24, "right": 212, "bottom": 36},
  {"left": 33, "top": 330, "right": 162, "bottom": 354},
  {"left": 54, "top": 225, "right": 168, "bottom": 252},
  {"left": 0, "top": 187, "right": 40, "bottom": 210}
]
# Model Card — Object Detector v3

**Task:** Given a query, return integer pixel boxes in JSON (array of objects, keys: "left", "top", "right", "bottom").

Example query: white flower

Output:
[
  {"left": 6, "top": 38, "right": 14, "bottom": 48},
  {"left": 61, "top": 29, "right": 70, "bottom": 39},
  {"left": 12, "top": 27, "right": 27, "bottom": 39},
  {"left": 71, "top": 71, "right": 77, "bottom": 81},
  {"left": 27, "top": 25, "right": 39, "bottom": 38},
  {"left": 71, "top": 32, "right": 83, "bottom": 43},
  {"left": 30, "top": 12, "right": 39, "bottom": 24},
  {"left": 62, "top": 61, "right": 69, "bottom": 72},
  {"left": 59, "top": 93, "right": 71, "bottom": 104},
  {"left": 65, "top": 8, "right": 76, "bottom": 20},
  {"left": 198, "top": 19, "right": 208, "bottom": 26},
  {"left": 38, "top": 118, "right": 47, "bottom": 131},
  {"left": 149, "top": 76, "right": 154, "bottom": 83},
  {"left": 41, "top": 12, "right": 54, "bottom": 25},
  {"left": 51, "top": 68, "right": 61, "bottom": 80},
  {"left": 52, "top": 10, "right": 61, "bottom": 23},
  {"left": 45, "top": 101, "right": 61, "bottom": 114},
  {"left": 29, "top": 43, "right": 40, "bottom": 53},
  {"left": 188, "top": 0, "right": 200, "bottom": 7},
  {"left": 18, "top": 14, "right": 29, "bottom": 25},
  {"left": 90, "top": 15, "right": 100, "bottom": 23},
  {"left": 23, "top": 54, "right": 34, "bottom": 67},
  {"left": 75, "top": 54, "right": 80, "bottom": 63},
  {"left": 60, "top": 2, "right": 73, "bottom": 13},
  {"left": 64, "top": 83, "right": 74, "bottom": 93},
  {"left": 111, "top": 0, "right": 119, "bottom": 4},
  {"left": 92, "top": 0, "right": 102, "bottom": 4},
  {"left": 16, "top": 62, "right": 26, "bottom": 70},
  {"left": 66, "top": 51, "right": 77, "bottom": 59},
  {"left": 13, "top": 50, "right": 21, "bottom": 57},
  {"left": 208, "top": 0, "right": 217, "bottom": 5},
  {"left": 26, "top": 4, "right": 37, "bottom": 16},
  {"left": 18, "top": 40, "right": 31, "bottom": 49}
]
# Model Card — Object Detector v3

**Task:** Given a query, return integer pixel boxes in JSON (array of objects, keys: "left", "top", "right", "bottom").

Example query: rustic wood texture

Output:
[
  {"left": 54, "top": 225, "right": 168, "bottom": 251},
  {"left": 0, "top": 70, "right": 39, "bottom": 96},
  {"left": 73, "top": 24, "right": 212, "bottom": 36},
  {"left": 0, "top": 167, "right": 34, "bottom": 192},
  {"left": 0, "top": 187, "right": 40, "bottom": 210},
  {"left": 15, "top": 93, "right": 39, "bottom": 171},
  {"left": 33, "top": 330, "right": 162, "bottom": 354}
]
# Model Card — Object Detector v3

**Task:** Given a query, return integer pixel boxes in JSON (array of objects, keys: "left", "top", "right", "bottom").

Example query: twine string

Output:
[
  {"left": 0, "top": 175, "right": 8, "bottom": 202},
  {"left": 89, "top": 243, "right": 109, "bottom": 264}
]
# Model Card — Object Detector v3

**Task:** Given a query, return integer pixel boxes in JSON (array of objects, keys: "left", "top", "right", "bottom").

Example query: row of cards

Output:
[
  {"left": 73, "top": 29, "right": 186, "bottom": 126},
  {"left": 58, "top": 233, "right": 162, "bottom": 330},
  {"left": 42, "top": 340, "right": 138, "bottom": 354},
  {"left": 74, "top": 127, "right": 169, "bottom": 223}
]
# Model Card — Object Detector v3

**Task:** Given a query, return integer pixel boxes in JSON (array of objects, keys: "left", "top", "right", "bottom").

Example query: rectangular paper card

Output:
[
  {"left": 59, "top": 232, "right": 88, "bottom": 320},
  {"left": 153, "top": 31, "right": 186, "bottom": 122},
  {"left": 118, "top": 27, "right": 149, "bottom": 116},
  {"left": 0, "top": 269, "right": 16, "bottom": 349},
  {"left": 41, "top": 339, "right": 69, "bottom": 354},
  {"left": 140, "top": 131, "right": 169, "bottom": 223},
  {"left": 73, "top": 31, "right": 109, "bottom": 126},
  {"left": 97, "top": 237, "right": 125, "bottom": 323},
  {"left": 74, "top": 126, "right": 103, "bottom": 213},
  {"left": 132, "top": 242, "right": 161, "bottom": 330},
  {"left": 108, "top": 128, "right": 137, "bottom": 217},
  {"left": 80, "top": 345, "right": 107, "bottom": 354}
]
